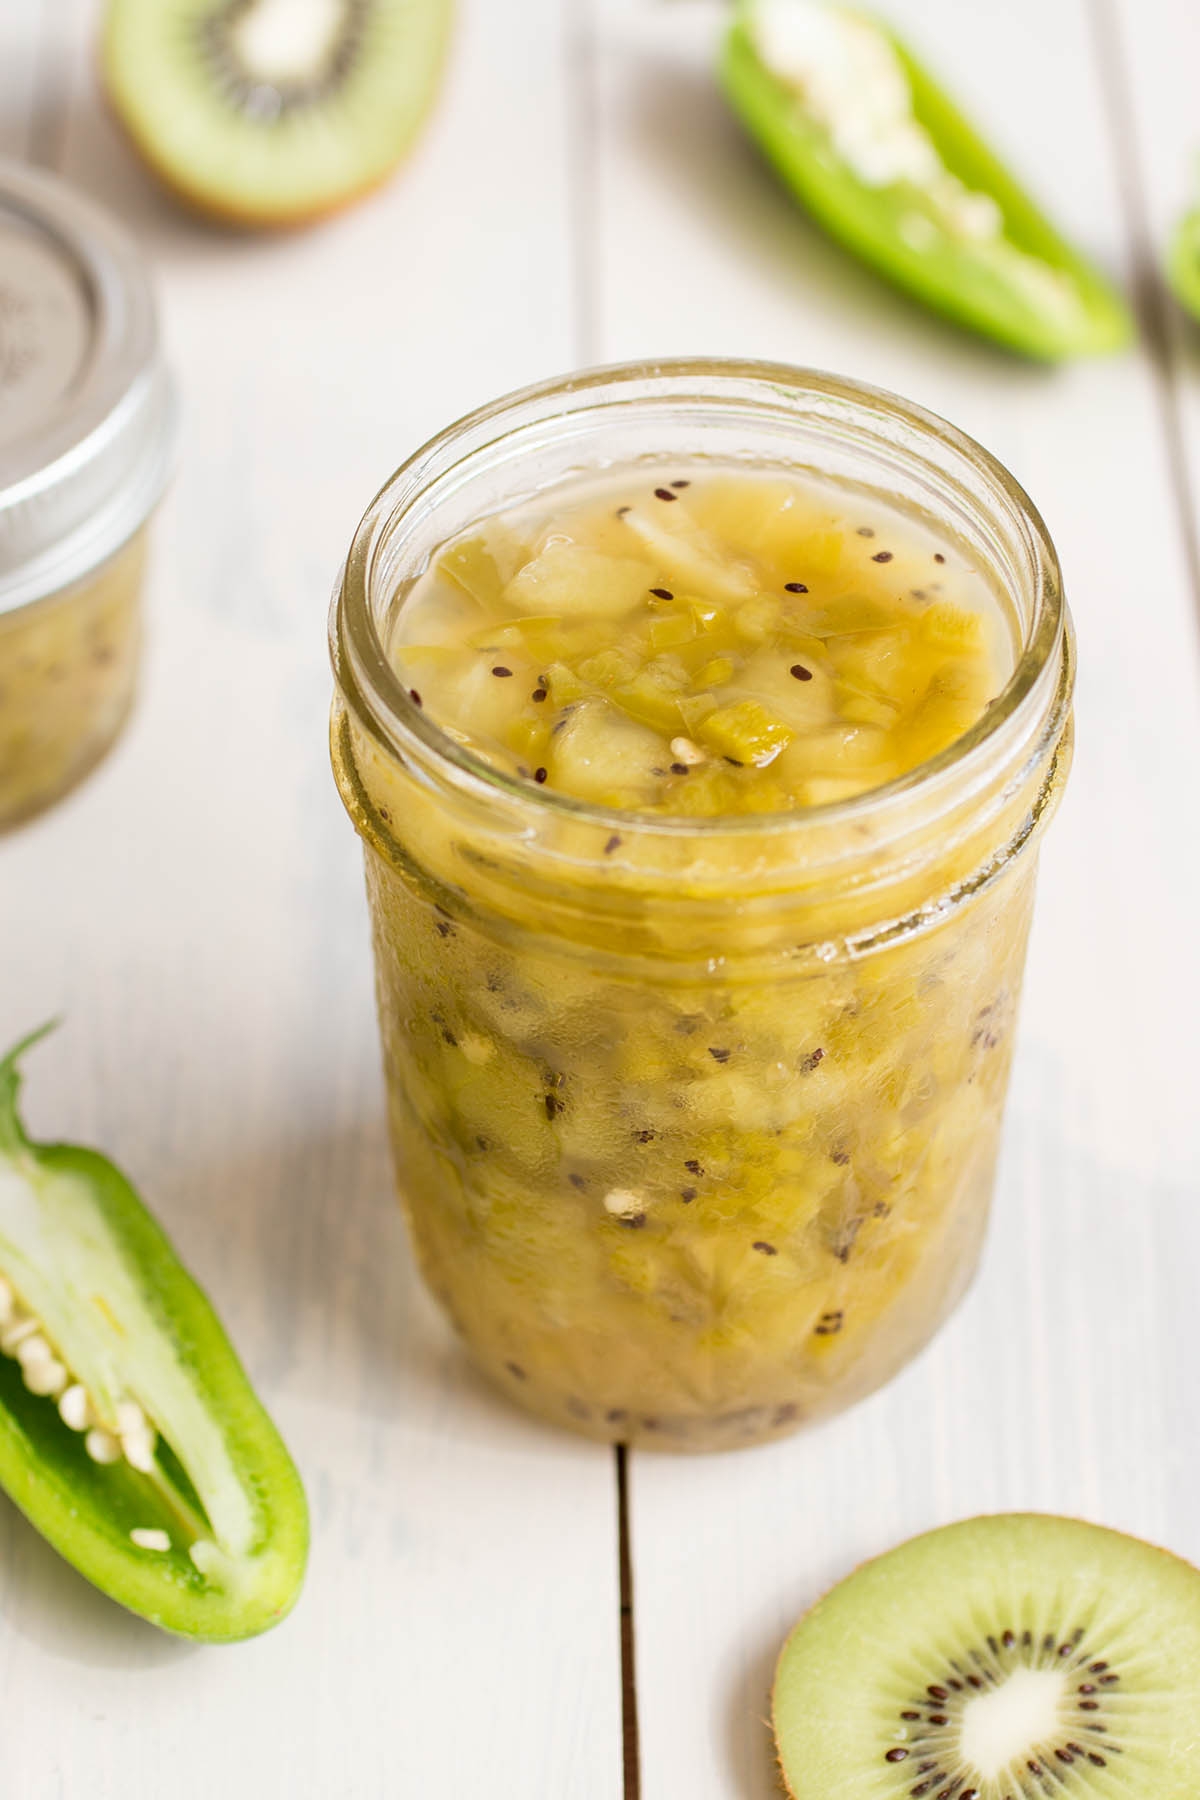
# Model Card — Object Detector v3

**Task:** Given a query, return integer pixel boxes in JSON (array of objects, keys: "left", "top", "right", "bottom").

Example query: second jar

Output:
[{"left": 330, "top": 361, "right": 1073, "bottom": 1452}]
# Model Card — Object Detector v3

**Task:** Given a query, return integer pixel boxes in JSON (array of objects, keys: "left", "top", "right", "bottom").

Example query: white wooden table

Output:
[{"left": 2, "top": 2, "right": 1198, "bottom": 1794}]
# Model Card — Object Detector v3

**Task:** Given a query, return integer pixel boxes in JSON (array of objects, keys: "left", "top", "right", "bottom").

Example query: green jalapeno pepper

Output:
[
  {"left": 1168, "top": 201, "right": 1200, "bottom": 322},
  {"left": 721, "top": 0, "right": 1131, "bottom": 360},
  {"left": 0, "top": 1026, "right": 307, "bottom": 1640}
]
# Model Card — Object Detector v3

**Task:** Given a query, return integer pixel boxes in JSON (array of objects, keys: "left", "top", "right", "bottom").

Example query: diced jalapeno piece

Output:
[
  {"left": 721, "top": 0, "right": 1131, "bottom": 360},
  {"left": 0, "top": 1028, "right": 307, "bottom": 1641},
  {"left": 1168, "top": 201, "right": 1200, "bottom": 322}
]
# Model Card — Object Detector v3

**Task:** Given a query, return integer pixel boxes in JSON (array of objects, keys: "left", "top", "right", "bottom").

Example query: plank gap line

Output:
[
  {"left": 1087, "top": 0, "right": 1200, "bottom": 641},
  {"left": 615, "top": 1445, "right": 642, "bottom": 1800}
]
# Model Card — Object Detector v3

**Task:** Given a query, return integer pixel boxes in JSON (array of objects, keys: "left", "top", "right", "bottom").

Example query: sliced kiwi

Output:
[
  {"left": 101, "top": 0, "right": 453, "bottom": 227},
  {"left": 773, "top": 1514, "right": 1200, "bottom": 1799}
]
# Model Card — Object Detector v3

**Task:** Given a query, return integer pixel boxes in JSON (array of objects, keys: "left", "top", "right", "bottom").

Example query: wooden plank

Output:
[
  {"left": 0, "top": 1, "right": 43, "bottom": 160},
  {"left": 0, "top": 2, "right": 622, "bottom": 1796},
  {"left": 587, "top": 1, "right": 1200, "bottom": 1794}
]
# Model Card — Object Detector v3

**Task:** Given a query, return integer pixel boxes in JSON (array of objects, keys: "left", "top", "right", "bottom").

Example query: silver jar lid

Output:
[{"left": 0, "top": 158, "right": 175, "bottom": 614}]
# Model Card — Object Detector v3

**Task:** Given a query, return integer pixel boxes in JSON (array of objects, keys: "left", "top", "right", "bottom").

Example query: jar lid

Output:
[{"left": 0, "top": 158, "right": 175, "bottom": 614}]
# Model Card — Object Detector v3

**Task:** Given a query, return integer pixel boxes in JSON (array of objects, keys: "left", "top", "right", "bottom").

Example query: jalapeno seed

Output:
[{"left": 130, "top": 1528, "right": 172, "bottom": 1552}]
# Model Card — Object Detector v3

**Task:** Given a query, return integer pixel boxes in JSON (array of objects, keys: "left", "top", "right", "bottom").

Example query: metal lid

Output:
[{"left": 0, "top": 158, "right": 175, "bottom": 614}]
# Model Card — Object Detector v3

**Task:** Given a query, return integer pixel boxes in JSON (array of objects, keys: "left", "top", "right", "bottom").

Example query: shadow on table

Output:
[{"left": 0, "top": 1506, "right": 198, "bottom": 1671}]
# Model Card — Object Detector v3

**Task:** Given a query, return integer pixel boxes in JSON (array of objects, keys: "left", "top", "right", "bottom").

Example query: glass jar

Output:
[
  {"left": 0, "top": 159, "right": 174, "bottom": 830},
  {"left": 330, "top": 361, "right": 1073, "bottom": 1453}
]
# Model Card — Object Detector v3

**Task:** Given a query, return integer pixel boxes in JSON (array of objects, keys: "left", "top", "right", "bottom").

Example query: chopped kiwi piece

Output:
[
  {"left": 548, "top": 700, "right": 666, "bottom": 804},
  {"left": 620, "top": 503, "right": 760, "bottom": 603},
  {"left": 505, "top": 543, "right": 656, "bottom": 618},
  {"left": 390, "top": 463, "right": 1012, "bottom": 813},
  {"left": 774, "top": 1514, "right": 1200, "bottom": 1799},
  {"left": 699, "top": 699, "right": 793, "bottom": 767},
  {"left": 101, "top": 0, "right": 452, "bottom": 227},
  {"left": 440, "top": 522, "right": 534, "bottom": 607}
]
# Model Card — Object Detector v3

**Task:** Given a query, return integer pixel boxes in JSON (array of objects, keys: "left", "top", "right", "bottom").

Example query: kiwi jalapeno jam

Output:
[
  {"left": 331, "top": 362, "right": 1073, "bottom": 1452},
  {"left": 0, "top": 160, "right": 174, "bottom": 831}
]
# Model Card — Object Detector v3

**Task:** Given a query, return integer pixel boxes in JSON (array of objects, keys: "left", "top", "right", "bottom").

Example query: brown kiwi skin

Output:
[
  {"left": 97, "top": 10, "right": 456, "bottom": 232},
  {"left": 769, "top": 1511, "right": 1200, "bottom": 1800}
]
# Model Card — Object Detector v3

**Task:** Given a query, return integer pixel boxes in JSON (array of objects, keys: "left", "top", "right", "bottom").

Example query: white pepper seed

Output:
[
  {"left": 1, "top": 1316, "right": 39, "bottom": 1354},
  {"left": 668, "top": 736, "right": 706, "bottom": 767},
  {"left": 603, "top": 1189, "right": 645, "bottom": 1218},
  {"left": 85, "top": 1428, "right": 122, "bottom": 1465},
  {"left": 15, "top": 1333, "right": 52, "bottom": 1369},
  {"left": 23, "top": 1357, "right": 67, "bottom": 1398},
  {"left": 129, "top": 1528, "right": 171, "bottom": 1553},
  {"left": 122, "top": 1429, "right": 157, "bottom": 1473},
  {"left": 59, "top": 1384, "right": 91, "bottom": 1431},
  {"left": 115, "top": 1400, "right": 147, "bottom": 1437}
]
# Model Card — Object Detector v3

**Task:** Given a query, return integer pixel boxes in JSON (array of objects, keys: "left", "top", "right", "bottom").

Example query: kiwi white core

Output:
[
  {"left": 958, "top": 1666, "right": 1066, "bottom": 1780},
  {"left": 230, "top": 0, "right": 349, "bottom": 84}
]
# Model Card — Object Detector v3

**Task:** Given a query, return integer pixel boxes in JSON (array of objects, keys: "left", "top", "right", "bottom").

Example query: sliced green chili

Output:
[
  {"left": 721, "top": 0, "right": 1131, "bottom": 360},
  {"left": 0, "top": 1026, "right": 307, "bottom": 1641},
  {"left": 1168, "top": 202, "right": 1200, "bottom": 322}
]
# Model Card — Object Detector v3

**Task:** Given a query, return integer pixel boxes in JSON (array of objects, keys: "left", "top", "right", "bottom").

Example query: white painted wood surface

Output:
[
  {"left": 587, "top": 2, "right": 1200, "bottom": 1795},
  {"left": 1, "top": 2, "right": 1198, "bottom": 1796},
  {"left": 0, "top": 2, "right": 619, "bottom": 1795}
]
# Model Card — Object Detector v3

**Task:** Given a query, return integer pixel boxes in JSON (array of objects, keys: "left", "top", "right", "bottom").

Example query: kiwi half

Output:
[
  {"left": 101, "top": 0, "right": 453, "bottom": 227},
  {"left": 773, "top": 1514, "right": 1200, "bottom": 1799}
]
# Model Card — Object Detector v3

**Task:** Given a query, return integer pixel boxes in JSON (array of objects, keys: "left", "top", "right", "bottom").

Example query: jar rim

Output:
[{"left": 333, "top": 357, "right": 1070, "bottom": 842}]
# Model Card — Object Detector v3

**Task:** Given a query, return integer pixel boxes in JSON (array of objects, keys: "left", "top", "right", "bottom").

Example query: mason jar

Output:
[
  {"left": 0, "top": 159, "right": 174, "bottom": 830},
  {"left": 329, "top": 361, "right": 1073, "bottom": 1453}
]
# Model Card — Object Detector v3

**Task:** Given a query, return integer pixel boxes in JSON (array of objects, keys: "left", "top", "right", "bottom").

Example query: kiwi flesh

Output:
[
  {"left": 101, "top": 0, "right": 453, "bottom": 227},
  {"left": 773, "top": 1514, "right": 1200, "bottom": 1799}
]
